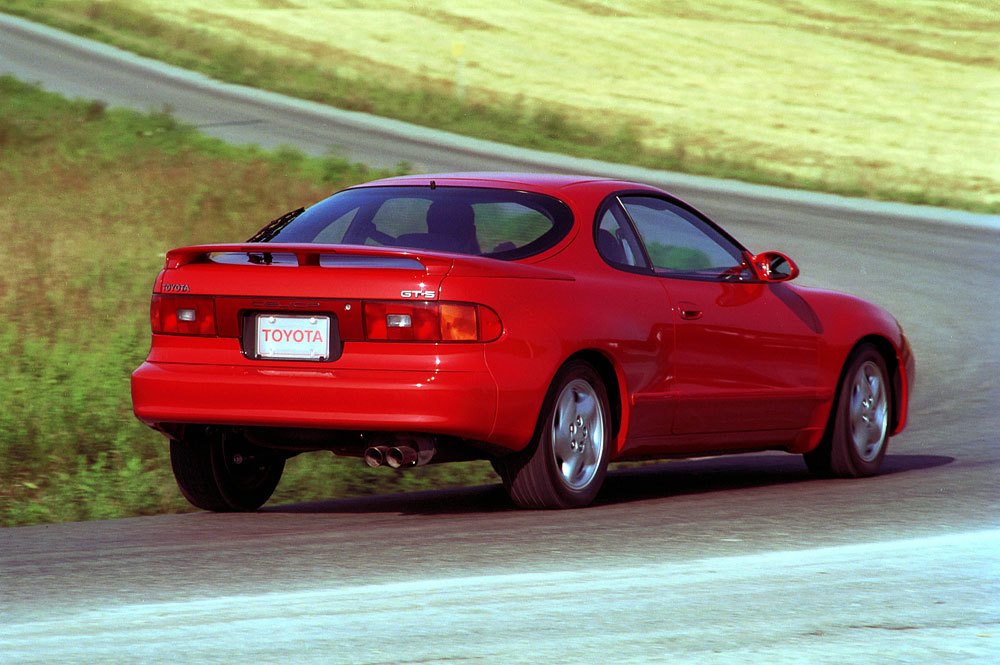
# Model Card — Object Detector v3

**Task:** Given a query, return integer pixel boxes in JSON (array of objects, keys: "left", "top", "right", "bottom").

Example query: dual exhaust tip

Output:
[{"left": 364, "top": 441, "right": 435, "bottom": 469}]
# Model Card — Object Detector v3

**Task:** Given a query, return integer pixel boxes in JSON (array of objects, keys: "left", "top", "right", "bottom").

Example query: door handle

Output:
[{"left": 678, "top": 302, "right": 703, "bottom": 320}]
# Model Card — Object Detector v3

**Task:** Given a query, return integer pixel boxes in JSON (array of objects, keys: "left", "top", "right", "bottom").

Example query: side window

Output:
[
  {"left": 620, "top": 196, "right": 747, "bottom": 277},
  {"left": 596, "top": 207, "right": 648, "bottom": 269}
]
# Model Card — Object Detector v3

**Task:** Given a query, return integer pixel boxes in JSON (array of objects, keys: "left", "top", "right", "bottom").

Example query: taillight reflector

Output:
[
  {"left": 362, "top": 301, "right": 502, "bottom": 342},
  {"left": 151, "top": 294, "right": 217, "bottom": 336}
]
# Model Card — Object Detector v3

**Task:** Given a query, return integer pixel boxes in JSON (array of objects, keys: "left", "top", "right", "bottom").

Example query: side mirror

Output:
[{"left": 751, "top": 251, "right": 799, "bottom": 282}]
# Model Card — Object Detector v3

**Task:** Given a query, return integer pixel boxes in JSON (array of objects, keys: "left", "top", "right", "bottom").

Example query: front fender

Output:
[{"left": 796, "top": 286, "right": 914, "bottom": 444}]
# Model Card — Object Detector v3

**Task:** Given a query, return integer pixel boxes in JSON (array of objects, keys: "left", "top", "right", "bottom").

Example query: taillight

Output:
[
  {"left": 476, "top": 305, "right": 503, "bottom": 342},
  {"left": 151, "top": 294, "right": 217, "bottom": 336},
  {"left": 363, "top": 301, "right": 502, "bottom": 342}
]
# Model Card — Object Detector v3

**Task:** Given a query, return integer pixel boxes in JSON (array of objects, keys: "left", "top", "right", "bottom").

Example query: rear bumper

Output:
[{"left": 131, "top": 360, "right": 499, "bottom": 442}]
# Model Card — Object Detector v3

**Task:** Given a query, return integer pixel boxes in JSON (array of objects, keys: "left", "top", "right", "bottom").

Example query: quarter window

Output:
[
  {"left": 620, "top": 196, "right": 748, "bottom": 278},
  {"left": 596, "top": 207, "right": 648, "bottom": 269}
]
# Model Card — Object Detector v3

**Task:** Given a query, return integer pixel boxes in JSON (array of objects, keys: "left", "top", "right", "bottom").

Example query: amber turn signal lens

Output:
[{"left": 439, "top": 303, "right": 478, "bottom": 341}]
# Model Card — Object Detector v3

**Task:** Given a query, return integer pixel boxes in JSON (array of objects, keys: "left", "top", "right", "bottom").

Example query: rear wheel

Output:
[
  {"left": 804, "top": 345, "right": 891, "bottom": 477},
  {"left": 170, "top": 430, "right": 285, "bottom": 511},
  {"left": 500, "top": 361, "right": 611, "bottom": 509}
]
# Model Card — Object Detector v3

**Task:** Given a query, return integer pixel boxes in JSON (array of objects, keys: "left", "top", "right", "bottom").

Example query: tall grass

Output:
[
  {"left": 0, "top": 77, "right": 496, "bottom": 526},
  {"left": 3, "top": 0, "right": 996, "bottom": 212}
]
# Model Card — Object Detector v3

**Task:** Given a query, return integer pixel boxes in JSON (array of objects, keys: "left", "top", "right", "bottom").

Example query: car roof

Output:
[{"left": 354, "top": 172, "right": 663, "bottom": 198}]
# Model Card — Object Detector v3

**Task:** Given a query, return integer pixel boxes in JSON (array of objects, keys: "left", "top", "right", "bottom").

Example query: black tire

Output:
[
  {"left": 500, "top": 360, "right": 611, "bottom": 509},
  {"left": 489, "top": 458, "right": 511, "bottom": 484},
  {"left": 170, "top": 430, "right": 285, "bottom": 511},
  {"left": 804, "top": 344, "right": 891, "bottom": 478}
]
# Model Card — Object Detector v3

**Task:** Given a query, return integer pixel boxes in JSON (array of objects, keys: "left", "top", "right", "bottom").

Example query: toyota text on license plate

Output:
[{"left": 256, "top": 314, "right": 331, "bottom": 360}]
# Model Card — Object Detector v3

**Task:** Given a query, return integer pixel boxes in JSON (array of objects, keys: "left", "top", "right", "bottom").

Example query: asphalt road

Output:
[{"left": 1, "top": 13, "right": 998, "bottom": 664}]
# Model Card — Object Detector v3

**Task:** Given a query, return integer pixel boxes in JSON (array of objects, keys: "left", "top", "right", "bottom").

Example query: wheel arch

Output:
[
  {"left": 563, "top": 349, "right": 625, "bottom": 454},
  {"left": 845, "top": 335, "right": 905, "bottom": 434}
]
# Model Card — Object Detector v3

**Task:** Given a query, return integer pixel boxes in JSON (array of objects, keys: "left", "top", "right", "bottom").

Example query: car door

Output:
[
  {"left": 618, "top": 195, "right": 822, "bottom": 439},
  {"left": 593, "top": 201, "right": 677, "bottom": 442}
]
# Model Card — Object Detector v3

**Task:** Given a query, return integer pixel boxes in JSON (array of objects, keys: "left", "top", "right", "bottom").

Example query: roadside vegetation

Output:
[
  {"left": 0, "top": 77, "right": 500, "bottom": 526},
  {"left": 1, "top": 0, "right": 997, "bottom": 212}
]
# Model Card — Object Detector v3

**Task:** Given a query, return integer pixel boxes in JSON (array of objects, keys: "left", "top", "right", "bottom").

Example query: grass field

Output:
[
  {"left": 2, "top": 0, "right": 997, "bottom": 211},
  {"left": 0, "top": 77, "right": 499, "bottom": 526}
]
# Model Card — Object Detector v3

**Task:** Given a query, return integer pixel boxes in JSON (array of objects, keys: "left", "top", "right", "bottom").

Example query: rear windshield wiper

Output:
[{"left": 247, "top": 207, "right": 305, "bottom": 242}]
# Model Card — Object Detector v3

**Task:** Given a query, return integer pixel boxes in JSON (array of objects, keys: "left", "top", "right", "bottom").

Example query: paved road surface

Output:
[
  {"left": 3, "top": 526, "right": 996, "bottom": 663},
  {"left": 1, "top": 13, "right": 998, "bottom": 663}
]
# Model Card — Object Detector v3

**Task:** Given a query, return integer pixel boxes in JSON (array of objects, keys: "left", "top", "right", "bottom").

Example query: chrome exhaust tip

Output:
[
  {"left": 386, "top": 445, "right": 419, "bottom": 469},
  {"left": 363, "top": 445, "right": 390, "bottom": 468}
]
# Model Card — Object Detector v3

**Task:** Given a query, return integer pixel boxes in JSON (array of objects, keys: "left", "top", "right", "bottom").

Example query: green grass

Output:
[
  {"left": 0, "top": 76, "right": 499, "bottom": 527},
  {"left": 1, "top": 0, "right": 997, "bottom": 212}
]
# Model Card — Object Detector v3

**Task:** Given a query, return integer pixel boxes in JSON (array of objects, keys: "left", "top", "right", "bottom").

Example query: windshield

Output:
[{"left": 255, "top": 186, "right": 574, "bottom": 260}]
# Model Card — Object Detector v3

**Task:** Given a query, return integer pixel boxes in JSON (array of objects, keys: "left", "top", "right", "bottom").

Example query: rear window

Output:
[{"left": 257, "top": 186, "right": 574, "bottom": 260}]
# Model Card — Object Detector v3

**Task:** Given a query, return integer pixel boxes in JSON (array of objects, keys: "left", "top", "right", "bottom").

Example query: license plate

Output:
[{"left": 256, "top": 314, "right": 331, "bottom": 361}]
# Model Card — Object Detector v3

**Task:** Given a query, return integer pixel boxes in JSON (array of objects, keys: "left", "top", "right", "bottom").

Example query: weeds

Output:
[{"left": 1, "top": 77, "right": 487, "bottom": 527}]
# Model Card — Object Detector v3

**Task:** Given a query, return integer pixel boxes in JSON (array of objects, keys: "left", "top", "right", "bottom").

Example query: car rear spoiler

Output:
[
  {"left": 163, "top": 243, "right": 453, "bottom": 271},
  {"left": 163, "top": 243, "right": 574, "bottom": 281}
]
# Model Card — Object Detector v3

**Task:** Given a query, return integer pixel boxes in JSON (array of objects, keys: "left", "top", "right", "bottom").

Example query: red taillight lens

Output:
[
  {"left": 151, "top": 294, "right": 217, "bottom": 336},
  {"left": 363, "top": 302, "right": 438, "bottom": 341},
  {"left": 477, "top": 306, "right": 503, "bottom": 342},
  {"left": 362, "top": 302, "right": 502, "bottom": 342}
]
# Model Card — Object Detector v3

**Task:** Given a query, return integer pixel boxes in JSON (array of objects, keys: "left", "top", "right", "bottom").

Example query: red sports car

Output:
[{"left": 131, "top": 173, "right": 914, "bottom": 510}]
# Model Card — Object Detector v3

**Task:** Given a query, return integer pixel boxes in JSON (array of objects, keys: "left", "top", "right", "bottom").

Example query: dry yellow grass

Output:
[{"left": 116, "top": 0, "right": 1000, "bottom": 208}]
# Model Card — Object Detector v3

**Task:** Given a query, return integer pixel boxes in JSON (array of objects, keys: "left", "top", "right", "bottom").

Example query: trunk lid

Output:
[{"left": 153, "top": 243, "right": 572, "bottom": 351}]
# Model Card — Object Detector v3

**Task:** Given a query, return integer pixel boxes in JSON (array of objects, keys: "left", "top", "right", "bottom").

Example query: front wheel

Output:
[
  {"left": 500, "top": 361, "right": 611, "bottom": 509},
  {"left": 804, "top": 345, "right": 891, "bottom": 477},
  {"left": 170, "top": 430, "right": 285, "bottom": 511}
]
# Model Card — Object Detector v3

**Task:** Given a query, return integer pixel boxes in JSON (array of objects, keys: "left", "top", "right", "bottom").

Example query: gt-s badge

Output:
[{"left": 400, "top": 290, "right": 436, "bottom": 299}]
